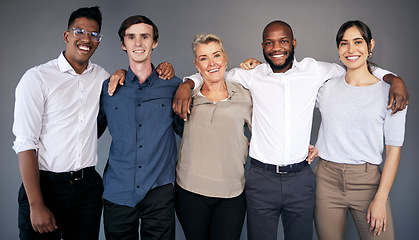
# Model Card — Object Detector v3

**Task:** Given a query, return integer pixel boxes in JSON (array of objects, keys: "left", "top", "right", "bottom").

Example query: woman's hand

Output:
[
  {"left": 239, "top": 58, "right": 261, "bottom": 70},
  {"left": 305, "top": 144, "right": 318, "bottom": 164},
  {"left": 367, "top": 197, "right": 387, "bottom": 236}
]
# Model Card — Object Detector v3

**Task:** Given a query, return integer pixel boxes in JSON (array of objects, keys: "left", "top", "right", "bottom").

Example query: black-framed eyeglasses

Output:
[{"left": 69, "top": 28, "right": 103, "bottom": 42}]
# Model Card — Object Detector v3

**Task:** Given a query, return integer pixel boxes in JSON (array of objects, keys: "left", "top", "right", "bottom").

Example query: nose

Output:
[
  {"left": 80, "top": 32, "right": 92, "bottom": 42},
  {"left": 273, "top": 41, "right": 281, "bottom": 51},
  {"left": 135, "top": 37, "right": 143, "bottom": 46},
  {"left": 348, "top": 43, "right": 355, "bottom": 53},
  {"left": 208, "top": 57, "right": 215, "bottom": 66}
]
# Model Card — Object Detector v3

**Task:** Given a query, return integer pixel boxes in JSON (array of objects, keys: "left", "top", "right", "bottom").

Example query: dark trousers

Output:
[
  {"left": 18, "top": 170, "right": 103, "bottom": 240},
  {"left": 175, "top": 184, "right": 246, "bottom": 240},
  {"left": 245, "top": 163, "right": 316, "bottom": 240},
  {"left": 103, "top": 183, "right": 175, "bottom": 240}
]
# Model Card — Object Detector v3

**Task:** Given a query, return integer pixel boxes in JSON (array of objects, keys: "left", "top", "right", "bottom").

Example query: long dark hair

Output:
[{"left": 336, "top": 20, "right": 376, "bottom": 73}]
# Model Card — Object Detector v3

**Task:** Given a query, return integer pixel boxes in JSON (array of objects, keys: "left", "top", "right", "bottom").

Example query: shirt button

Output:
[
  {"left": 139, "top": 145, "right": 142, "bottom": 148},
  {"left": 138, "top": 104, "right": 141, "bottom": 107},
  {"left": 138, "top": 166, "right": 142, "bottom": 168},
  {"left": 138, "top": 124, "right": 142, "bottom": 127},
  {"left": 136, "top": 186, "right": 140, "bottom": 188},
  {"left": 161, "top": 104, "right": 164, "bottom": 107}
]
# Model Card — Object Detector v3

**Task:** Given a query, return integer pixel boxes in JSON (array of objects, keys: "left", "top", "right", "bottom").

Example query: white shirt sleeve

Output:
[
  {"left": 372, "top": 67, "right": 394, "bottom": 81},
  {"left": 316, "top": 61, "right": 346, "bottom": 84},
  {"left": 183, "top": 68, "right": 253, "bottom": 90},
  {"left": 225, "top": 67, "right": 254, "bottom": 89},
  {"left": 183, "top": 73, "right": 204, "bottom": 90},
  {"left": 12, "top": 69, "right": 44, "bottom": 153}
]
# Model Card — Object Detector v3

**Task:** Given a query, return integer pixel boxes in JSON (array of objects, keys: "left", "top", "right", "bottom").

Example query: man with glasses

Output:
[
  {"left": 12, "top": 6, "right": 107, "bottom": 239},
  {"left": 12, "top": 7, "right": 173, "bottom": 240}
]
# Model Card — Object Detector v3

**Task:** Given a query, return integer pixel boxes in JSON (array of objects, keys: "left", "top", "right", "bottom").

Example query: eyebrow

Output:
[
  {"left": 197, "top": 50, "right": 222, "bottom": 58},
  {"left": 341, "top": 37, "right": 364, "bottom": 41},
  {"left": 125, "top": 33, "right": 152, "bottom": 37}
]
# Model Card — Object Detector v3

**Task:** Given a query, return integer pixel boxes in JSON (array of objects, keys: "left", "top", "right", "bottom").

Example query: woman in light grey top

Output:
[
  {"left": 175, "top": 33, "right": 252, "bottom": 240},
  {"left": 314, "top": 20, "right": 407, "bottom": 240}
]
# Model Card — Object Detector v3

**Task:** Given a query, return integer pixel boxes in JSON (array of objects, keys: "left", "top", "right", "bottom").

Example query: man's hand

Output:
[
  {"left": 367, "top": 198, "right": 387, "bottom": 236},
  {"left": 239, "top": 58, "right": 261, "bottom": 70},
  {"left": 172, "top": 80, "right": 194, "bottom": 121},
  {"left": 306, "top": 144, "right": 318, "bottom": 164},
  {"left": 156, "top": 62, "right": 175, "bottom": 80},
  {"left": 108, "top": 69, "right": 127, "bottom": 96},
  {"left": 384, "top": 76, "right": 408, "bottom": 114},
  {"left": 30, "top": 203, "right": 58, "bottom": 233},
  {"left": 107, "top": 62, "right": 174, "bottom": 96}
]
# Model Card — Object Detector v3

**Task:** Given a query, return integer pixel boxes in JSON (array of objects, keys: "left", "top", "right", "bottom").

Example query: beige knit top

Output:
[{"left": 176, "top": 81, "right": 252, "bottom": 198}]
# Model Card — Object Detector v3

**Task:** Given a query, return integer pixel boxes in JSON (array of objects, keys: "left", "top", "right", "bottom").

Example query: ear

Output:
[
  {"left": 194, "top": 61, "right": 201, "bottom": 75},
  {"left": 121, "top": 41, "right": 127, "bottom": 51},
  {"left": 292, "top": 38, "right": 297, "bottom": 49},
  {"left": 63, "top": 31, "right": 69, "bottom": 43},
  {"left": 370, "top": 39, "right": 375, "bottom": 52},
  {"left": 152, "top": 39, "right": 159, "bottom": 50}
]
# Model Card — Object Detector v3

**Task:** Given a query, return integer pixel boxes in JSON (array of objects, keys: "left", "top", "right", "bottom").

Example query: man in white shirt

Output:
[
  {"left": 173, "top": 20, "right": 408, "bottom": 240},
  {"left": 12, "top": 6, "right": 109, "bottom": 240}
]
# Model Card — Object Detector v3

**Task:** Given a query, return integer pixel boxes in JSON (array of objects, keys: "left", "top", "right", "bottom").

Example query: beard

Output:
[{"left": 263, "top": 46, "right": 295, "bottom": 72}]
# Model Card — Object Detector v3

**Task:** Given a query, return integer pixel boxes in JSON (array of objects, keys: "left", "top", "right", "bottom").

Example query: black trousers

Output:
[
  {"left": 18, "top": 170, "right": 103, "bottom": 240},
  {"left": 175, "top": 184, "right": 246, "bottom": 240},
  {"left": 245, "top": 163, "right": 316, "bottom": 240},
  {"left": 103, "top": 183, "right": 175, "bottom": 240}
]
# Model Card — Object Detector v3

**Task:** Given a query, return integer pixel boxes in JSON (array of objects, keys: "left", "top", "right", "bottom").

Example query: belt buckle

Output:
[
  {"left": 276, "top": 165, "right": 288, "bottom": 174},
  {"left": 69, "top": 169, "right": 84, "bottom": 183}
]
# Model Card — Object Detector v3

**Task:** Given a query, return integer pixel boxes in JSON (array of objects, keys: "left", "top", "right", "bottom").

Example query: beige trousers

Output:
[{"left": 314, "top": 159, "right": 394, "bottom": 240}]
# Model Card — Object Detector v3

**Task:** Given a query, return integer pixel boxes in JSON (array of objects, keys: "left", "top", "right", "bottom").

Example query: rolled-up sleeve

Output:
[{"left": 12, "top": 69, "right": 45, "bottom": 154}]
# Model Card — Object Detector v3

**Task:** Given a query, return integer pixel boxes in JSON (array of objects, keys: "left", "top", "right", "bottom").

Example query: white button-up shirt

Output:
[
  {"left": 187, "top": 58, "right": 390, "bottom": 166},
  {"left": 12, "top": 53, "right": 109, "bottom": 172}
]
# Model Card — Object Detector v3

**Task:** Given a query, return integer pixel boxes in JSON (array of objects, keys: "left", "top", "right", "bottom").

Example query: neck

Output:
[
  {"left": 64, "top": 52, "right": 88, "bottom": 75},
  {"left": 201, "top": 79, "right": 228, "bottom": 102},
  {"left": 345, "top": 66, "right": 379, "bottom": 86},
  {"left": 130, "top": 60, "right": 153, "bottom": 84}
]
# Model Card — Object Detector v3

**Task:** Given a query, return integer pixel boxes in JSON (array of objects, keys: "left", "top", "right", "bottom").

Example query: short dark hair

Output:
[
  {"left": 263, "top": 20, "right": 294, "bottom": 41},
  {"left": 336, "top": 20, "right": 376, "bottom": 73},
  {"left": 68, "top": 6, "right": 102, "bottom": 32},
  {"left": 118, "top": 15, "right": 159, "bottom": 43}
]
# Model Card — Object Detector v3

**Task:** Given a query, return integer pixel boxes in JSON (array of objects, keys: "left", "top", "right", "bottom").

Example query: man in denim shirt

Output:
[{"left": 98, "top": 15, "right": 183, "bottom": 240}]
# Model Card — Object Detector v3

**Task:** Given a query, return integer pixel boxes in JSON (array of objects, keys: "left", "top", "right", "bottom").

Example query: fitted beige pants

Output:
[{"left": 314, "top": 159, "right": 394, "bottom": 240}]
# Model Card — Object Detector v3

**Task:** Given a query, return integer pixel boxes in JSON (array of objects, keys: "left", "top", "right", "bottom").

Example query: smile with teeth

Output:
[
  {"left": 346, "top": 56, "right": 360, "bottom": 61},
  {"left": 78, "top": 45, "right": 91, "bottom": 52},
  {"left": 208, "top": 68, "right": 219, "bottom": 73},
  {"left": 270, "top": 53, "right": 285, "bottom": 58},
  {"left": 134, "top": 50, "right": 145, "bottom": 53}
]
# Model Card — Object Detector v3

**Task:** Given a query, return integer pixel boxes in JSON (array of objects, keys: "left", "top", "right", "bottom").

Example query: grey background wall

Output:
[{"left": 1, "top": 0, "right": 418, "bottom": 239}]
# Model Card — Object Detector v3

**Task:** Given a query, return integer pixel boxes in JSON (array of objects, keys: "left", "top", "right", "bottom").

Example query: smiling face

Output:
[
  {"left": 194, "top": 41, "right": 228, "bottom": 84},
  {"left": 262, "top": 22, "right": 296, "bottom": 73},
  {"left": 63, "top": 17, "right": 100, "bottom": 73},
  {"left": 122, "top": 23, "right": 158, "bottom": 65},
  {"left": 338, "top": 26, "right": 375, "bottom": 71}
]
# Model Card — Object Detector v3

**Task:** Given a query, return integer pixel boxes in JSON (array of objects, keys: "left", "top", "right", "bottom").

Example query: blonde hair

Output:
[{"left": 192, "top": 33, "right": 226, "bottom": 60}]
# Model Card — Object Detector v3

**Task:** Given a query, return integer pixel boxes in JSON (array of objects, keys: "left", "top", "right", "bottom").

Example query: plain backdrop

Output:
[{"left": 1, "top": 0, "right": 418, "bottom": 239}]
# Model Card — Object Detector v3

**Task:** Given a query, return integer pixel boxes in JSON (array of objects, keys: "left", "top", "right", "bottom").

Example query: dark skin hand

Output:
[
  {"left": 107, "top": 62, "right": 175, "bottom": 96},
  {"left": 384, "top": 75, "right": 409, "bottom": 114},
  {"left": 172, "top": 79, "right": 195, "bottom": 121}
]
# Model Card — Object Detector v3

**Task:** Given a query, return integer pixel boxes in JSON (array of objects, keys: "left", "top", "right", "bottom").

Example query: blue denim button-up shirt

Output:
[{"left": 98, "top": 66, "right": 183, "bottom": 207}]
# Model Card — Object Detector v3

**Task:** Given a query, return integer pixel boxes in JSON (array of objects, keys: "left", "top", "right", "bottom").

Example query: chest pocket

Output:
[
  {"left": 145, "top": 98, "right": 173, "bottom": 130},
  {"left": 106, "top": 103, "right": 131, "bottom": 135}
]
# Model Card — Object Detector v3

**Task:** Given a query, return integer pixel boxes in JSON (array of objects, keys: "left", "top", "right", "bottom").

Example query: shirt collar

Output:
[
  {"left": 58, "top": 52, "right": 93, "bottom": 75},
  {"left": 126, "top": 64, "right": 157, "bottom": 86},
  {"left": 192, "top": 80, "right": 239, "bottom": 102}
]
